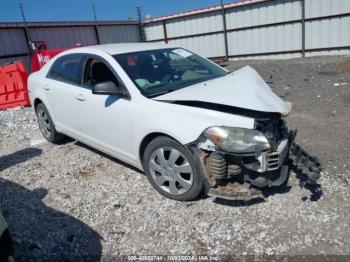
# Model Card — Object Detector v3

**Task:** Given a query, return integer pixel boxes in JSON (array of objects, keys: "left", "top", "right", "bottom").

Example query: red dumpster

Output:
[{"left": 0, "top": 61, "right": 30, "bottom": 110}]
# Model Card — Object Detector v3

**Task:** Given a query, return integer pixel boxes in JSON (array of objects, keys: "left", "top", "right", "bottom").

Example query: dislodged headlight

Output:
[{"left": 204, "top": 126, "right": 270, "bottom": 153}]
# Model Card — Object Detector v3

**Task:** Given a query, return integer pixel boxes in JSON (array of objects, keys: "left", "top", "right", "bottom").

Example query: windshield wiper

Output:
[{"left": 148, "top": 89, "right": 175, "bottom": 98}]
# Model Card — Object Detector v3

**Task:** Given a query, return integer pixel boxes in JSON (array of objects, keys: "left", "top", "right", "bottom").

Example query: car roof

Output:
[{"left": 67, "top": 43, "right": 177, "bottom": 56}]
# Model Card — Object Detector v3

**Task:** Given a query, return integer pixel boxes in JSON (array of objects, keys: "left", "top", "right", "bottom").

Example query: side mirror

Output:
[{"left": 92, "top": 81, "right": 128, "bottom": 97}]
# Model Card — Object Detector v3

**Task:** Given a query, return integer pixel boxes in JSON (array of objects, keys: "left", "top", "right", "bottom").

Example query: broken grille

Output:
[
  {"left": 267, "top": 151, "right": 280, "bottom": 170},
  {"left": 266, "top": 138, "right": 289, "bottom": 171}
]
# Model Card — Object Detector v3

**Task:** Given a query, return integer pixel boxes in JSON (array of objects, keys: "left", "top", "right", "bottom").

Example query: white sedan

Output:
[{"left": 28, "top": 43, "right": 321, "bottom": 201}]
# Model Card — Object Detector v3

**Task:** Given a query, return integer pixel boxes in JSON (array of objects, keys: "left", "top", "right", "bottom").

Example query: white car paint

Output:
[
  {"left": 28, "top": 43, "right": 286, "bottom": 170},
  {"left": 155, "top": 66, "right": 290, "bottom": 114},
  {"left": 43, "top": 77, "right": 81, "bottom": 137}
]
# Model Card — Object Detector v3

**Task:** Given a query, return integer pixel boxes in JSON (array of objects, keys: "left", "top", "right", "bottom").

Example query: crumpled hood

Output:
[{"left": 154, "top": 66, "right": 291, "bottom": 114}]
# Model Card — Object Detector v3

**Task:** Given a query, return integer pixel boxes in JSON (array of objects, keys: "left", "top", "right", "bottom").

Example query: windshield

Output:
[{"left": 113, "top": 48, "right": 228, "bottom": 97}]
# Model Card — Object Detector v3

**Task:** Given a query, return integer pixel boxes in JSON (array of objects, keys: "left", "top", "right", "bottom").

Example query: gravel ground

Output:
[{"left": 1, "top": 56, "right": 350, "bottom": 261}]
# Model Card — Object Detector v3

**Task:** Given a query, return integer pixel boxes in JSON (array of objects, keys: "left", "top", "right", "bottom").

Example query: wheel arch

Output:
[
  {"left": 139, "top": 132, "right": 182, "bottom": 167},
  {"left": 33, "top": 98, "right": 43, "bottom": 110}
]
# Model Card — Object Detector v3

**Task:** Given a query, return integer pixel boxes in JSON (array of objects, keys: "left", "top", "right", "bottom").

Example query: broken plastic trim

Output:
[
  {"left": 289, "top": 130, "right": 322, "bottom": 185},
  {"left": 186, "top": 140, "right": 287, "bottom": 201},
  {"left": 188, "top": 129, "right": 322, "bottom": 201}
]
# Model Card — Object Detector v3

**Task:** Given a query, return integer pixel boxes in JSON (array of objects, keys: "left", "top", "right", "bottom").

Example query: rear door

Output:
[
  {"left": 45, "top": 54, "right": 84, "bottom": 137},
  {"left": 73, "top": 56, "right": 134, "bottom": 161}
]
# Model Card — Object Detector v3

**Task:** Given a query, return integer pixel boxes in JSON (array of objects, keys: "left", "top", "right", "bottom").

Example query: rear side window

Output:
[{"left": 47, "top": 55, "right": 83, "bottom": 85}]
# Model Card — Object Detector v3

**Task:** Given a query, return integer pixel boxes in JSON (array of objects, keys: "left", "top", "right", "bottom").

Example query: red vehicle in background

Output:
[
  {"left": 0, "top": 41, "right": 72, "bottom": 110},
  {"left": 31, "top": 41, "right": 70, "bottom": 72}
]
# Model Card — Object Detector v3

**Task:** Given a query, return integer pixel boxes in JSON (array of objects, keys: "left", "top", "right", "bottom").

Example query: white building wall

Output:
[
  {"left": 143, "top": 21, "right": 163, "bottom": 41},
  {"left": 144, "top": 0, "right": 350, "bottom": 59},
  {"left": 227, "top": 23, "right": 302, "bottom": 56},
  {"left": 168, "top": 33, "right": 225, "bottom": 58},
  {"left": 225, "top": 0, "right": 301, "bottom": 29},
  {"left": 166, "top": 11, "right": 223, "bottom": 38},
  {"left": 305, "top": 0, "right": 350, "bottom": 18},
  {"left": 304, "top": 0, "right": 350, "bottom": 56}
]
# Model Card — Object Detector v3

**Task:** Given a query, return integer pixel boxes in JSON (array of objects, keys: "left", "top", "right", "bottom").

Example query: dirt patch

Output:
[
  {"left": 338, "top": 59, "right": 350, "bottom": 72},
  {"left": 78, "top": 162, "right": 107, "bottom": 177}
]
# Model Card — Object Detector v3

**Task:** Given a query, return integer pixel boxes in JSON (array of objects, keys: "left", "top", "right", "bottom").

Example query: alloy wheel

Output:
[
  {"left": 148, "top": 146, "right": 193, "bottom": 195},
  {"left": 37, "top": 107, "right": 52, "bottom": 139}
]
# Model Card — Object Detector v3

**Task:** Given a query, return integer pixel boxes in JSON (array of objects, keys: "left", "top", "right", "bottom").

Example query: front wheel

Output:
[{"left": 143, "top": 136, "right": 204, "bottom": 201}]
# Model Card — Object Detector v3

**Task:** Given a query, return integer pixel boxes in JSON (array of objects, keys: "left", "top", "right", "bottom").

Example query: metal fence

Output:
[
  {"left": 0, "top": 21, "right": 141, "bottom": 71},
  {"left": 1, "top": 0, "right": 349, "bottom": 67},
  {"left": 144, "top": 0, "right": 350, "bottom": 59}
]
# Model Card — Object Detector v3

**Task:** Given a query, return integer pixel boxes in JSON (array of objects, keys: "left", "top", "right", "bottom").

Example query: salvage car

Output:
[
  {"left": 0, "top": 212, "right": 14, "bottom": 261},
  {"left": 28, "top": 43, "right": 321, "bottom": 201}
]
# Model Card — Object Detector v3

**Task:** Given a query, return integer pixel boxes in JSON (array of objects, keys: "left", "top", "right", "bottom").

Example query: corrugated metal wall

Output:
[
  {"left": 226, "top": 0, "right": 302, "bottom": 58},
  {"left": 144, "top": 21, "right": 164, "bottom": 41},
  {"left": 169, "top": 34, "right": 225, "bottom": 58},
  {"left": 144, "top": 0, "right": 350, "bottom": 59},
  {"left": 29, "top": 27, "right": 98, "bottom": 49},
  {"left": 99, "top": 25, "right": 140, "bottom": 43},
  {"left": 0, "top": 22, "right": 140, "bottom": 71},
  {"left": 0, "top": 28, "right": 28, "bottom": 56},
  {"left": 0, "top": 27, "right": 30, "bottom": 69},
  {"left": 166, "top": 11, "right": 224, "bottom": 37},
  {"left": 305, "top": 0, "right": 350, "bottom": 57}
]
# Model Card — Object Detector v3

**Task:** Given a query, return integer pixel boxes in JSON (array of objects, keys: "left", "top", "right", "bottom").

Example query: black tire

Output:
[
  {"left": 0, "top": 230, "right": 15, "bottom": 262},
  {"left": 143, "top": 136, "right": 204, "bottom": 201},
  {"left": 35, "top": 103, "right": 63, "bottom": 143}
]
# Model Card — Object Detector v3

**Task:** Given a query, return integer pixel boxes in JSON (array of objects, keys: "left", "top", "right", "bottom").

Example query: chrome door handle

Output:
[
  {"left": 44, "top": 85, "right": 50, "bottom": 91},
  {"left": 76, "top": 94, "right": 86, "bottom": 101}
]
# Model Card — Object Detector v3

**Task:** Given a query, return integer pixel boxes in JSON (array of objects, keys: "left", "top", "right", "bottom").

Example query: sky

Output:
[{"left": 0, "top": 0, "right": 238, "bottom": 22}]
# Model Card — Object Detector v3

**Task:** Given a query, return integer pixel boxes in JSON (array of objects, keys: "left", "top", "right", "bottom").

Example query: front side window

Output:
[
  {"left": 83, "top": 58, "right": 120, "bottom": 88},
  {"left": 114, "top": 48, "right": 228, "bottom": 97},
  {"left": 47, "top": 55, "right": 83, "bottom": 85}
]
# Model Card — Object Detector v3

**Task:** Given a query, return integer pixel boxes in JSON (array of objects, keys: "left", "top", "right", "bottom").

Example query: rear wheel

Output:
[
  {"left": 143, "top": 136, "right": 204, "bottom": 201},
  {"left": 35, "top": 103, "right": 63, "bottom": 143}
]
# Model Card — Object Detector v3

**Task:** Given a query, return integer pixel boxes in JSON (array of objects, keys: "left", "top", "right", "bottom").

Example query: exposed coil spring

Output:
[{"left": 207, "top": 152, "right": 226, "bottom": 179}]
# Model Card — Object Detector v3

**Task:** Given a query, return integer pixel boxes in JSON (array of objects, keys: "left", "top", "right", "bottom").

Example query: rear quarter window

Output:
[{"left": 47, "top": 55, "right": 83, "bottom": 85}]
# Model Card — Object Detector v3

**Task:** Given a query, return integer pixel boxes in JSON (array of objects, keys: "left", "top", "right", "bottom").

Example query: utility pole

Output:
[
  {"left": 136, "top": 7, "right": 146, "bottom": 42},
  {"left": 221, "top": 0, "right": 229, "bottom": 61},
  {"left": 19, "top": 2, "right": 33, "bottom": 72},
  {"left": 92, "top": 3, "right": 100, "bottom": 44},
  {"left": 19, "top": 2, "right": 32, "bottom": 51}
]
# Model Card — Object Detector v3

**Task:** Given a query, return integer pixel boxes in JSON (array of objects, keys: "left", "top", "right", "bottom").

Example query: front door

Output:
[{"left": 73, "top": 56, "right": 134, "bottom": 162}]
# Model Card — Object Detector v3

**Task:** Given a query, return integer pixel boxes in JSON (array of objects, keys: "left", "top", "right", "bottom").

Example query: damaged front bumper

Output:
[{"left": 189, "top": 129, "right": 322, "bottom": 201}]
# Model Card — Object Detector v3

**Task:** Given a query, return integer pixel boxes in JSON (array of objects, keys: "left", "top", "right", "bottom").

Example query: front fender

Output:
[{"left": 131, "top": 99, "right": 255, "bottom": 168}]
